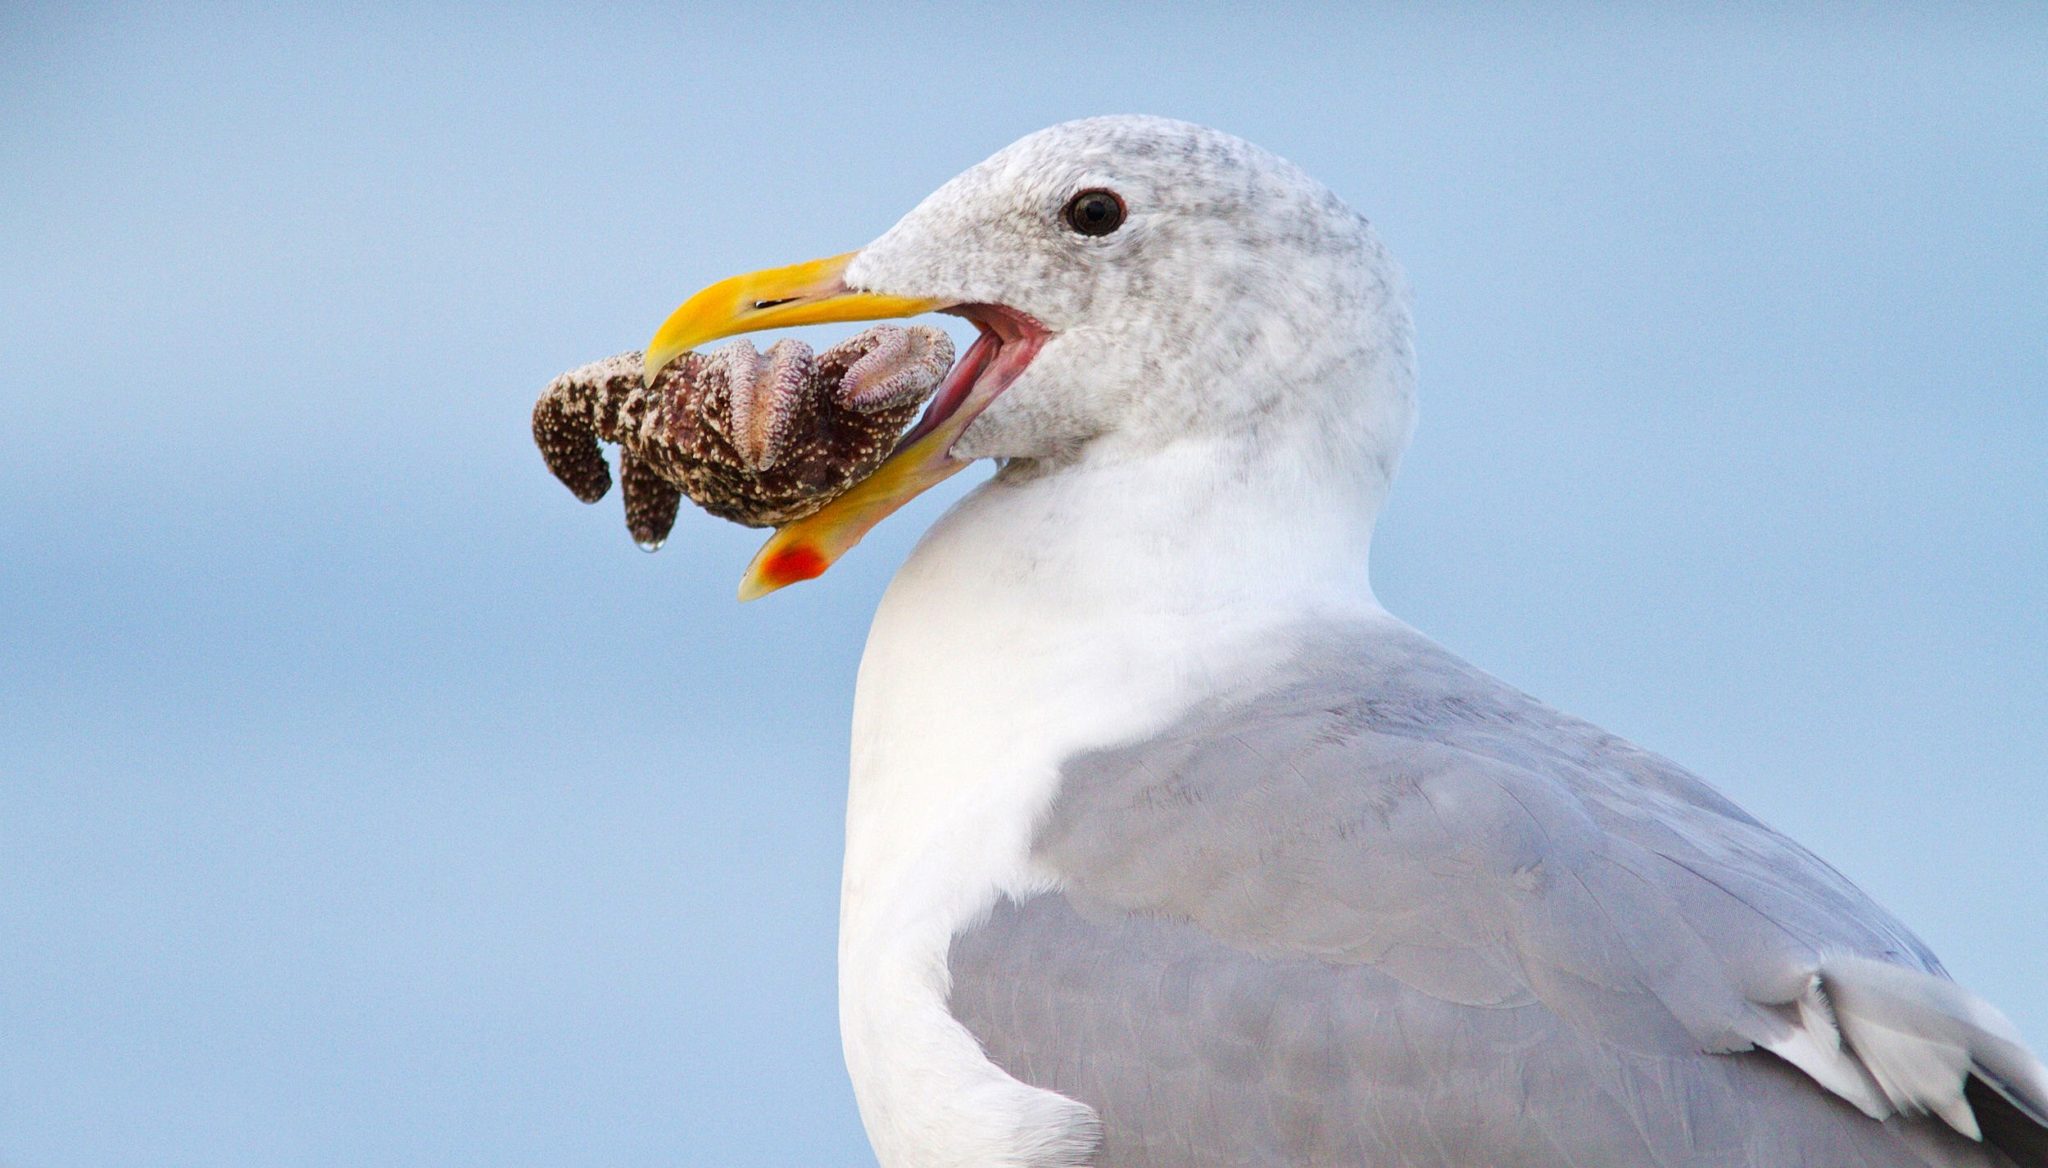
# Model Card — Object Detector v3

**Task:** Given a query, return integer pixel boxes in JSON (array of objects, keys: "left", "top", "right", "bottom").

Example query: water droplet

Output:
[{"left": 636, "top": 536, "right": 666, "bottom": 553}]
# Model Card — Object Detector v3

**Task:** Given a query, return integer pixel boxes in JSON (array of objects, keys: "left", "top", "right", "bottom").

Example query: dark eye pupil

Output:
[{"left": 1064, "top": 189, "right": 1125, "bottom": 236}]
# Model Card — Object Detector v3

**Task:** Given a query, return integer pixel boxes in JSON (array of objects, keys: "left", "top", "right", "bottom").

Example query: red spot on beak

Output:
[{"left": 764, "top": 545, "right": 829, "bottom": 586}]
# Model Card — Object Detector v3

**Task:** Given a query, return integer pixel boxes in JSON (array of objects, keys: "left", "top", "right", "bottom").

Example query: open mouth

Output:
[
  {"left": 897, "top": 303, "right": 1050, "bottom": 456},
  {"left": 636, "top": 251, "right": 1058, "bottom": 598},
  {"left": 727, "top": 302, "right": 1046, "bottom": 596}
]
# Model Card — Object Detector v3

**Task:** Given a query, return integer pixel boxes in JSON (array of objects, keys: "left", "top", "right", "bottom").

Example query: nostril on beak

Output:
[{"left": 751, "top": 297, "right": 800, "bottom": 311}]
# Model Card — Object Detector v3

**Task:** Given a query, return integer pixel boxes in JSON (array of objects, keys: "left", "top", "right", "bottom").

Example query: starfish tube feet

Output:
[{"left": 532, "top": 326, "right": 954, "bottom": 539}]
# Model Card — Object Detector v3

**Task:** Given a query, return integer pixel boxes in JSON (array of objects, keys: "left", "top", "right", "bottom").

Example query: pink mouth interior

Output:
[{"left": 894, "top": 304, "right": 1048, "bottom": 454}]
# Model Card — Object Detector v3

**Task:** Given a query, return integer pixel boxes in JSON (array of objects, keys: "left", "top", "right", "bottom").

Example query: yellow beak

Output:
[
  {"left": 643, "top": 252, "right": 966, "bottom": 601},
  {"left": 642, "top": 252, "right": 944, "bottom": 385},
  {"left": 737, "top": 402, "right": 991, "bottom": 599}
]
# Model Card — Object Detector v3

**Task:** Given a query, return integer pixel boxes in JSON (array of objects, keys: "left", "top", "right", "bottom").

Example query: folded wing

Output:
[{"left": 949, "top": 622, "right": 2047, "bottom": 1166}]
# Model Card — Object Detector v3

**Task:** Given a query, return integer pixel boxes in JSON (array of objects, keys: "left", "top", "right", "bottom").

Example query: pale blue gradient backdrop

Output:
[{"left": 2, "top": 5, "right": 2042, "bottom": 1166}]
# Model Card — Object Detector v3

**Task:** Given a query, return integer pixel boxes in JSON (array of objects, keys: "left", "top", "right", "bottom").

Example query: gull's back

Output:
[{"left": 948, "top": 620, "right": 2048, "bottom": 1167}]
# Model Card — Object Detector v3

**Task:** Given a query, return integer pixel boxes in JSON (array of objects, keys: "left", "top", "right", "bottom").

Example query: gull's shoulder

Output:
[{"left": 1046, "top": 613, "right": 1944, "bottom": 994}]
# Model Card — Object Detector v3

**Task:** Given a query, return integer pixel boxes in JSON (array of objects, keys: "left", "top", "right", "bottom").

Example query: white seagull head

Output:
[{"left": 643, "top": 115, "right": 1415, "bottom": 598}]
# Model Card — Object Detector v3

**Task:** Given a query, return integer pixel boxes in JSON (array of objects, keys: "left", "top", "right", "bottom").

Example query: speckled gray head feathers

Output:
[{"left": 848, "top": 115, "right": 1416, "bottom": 477}]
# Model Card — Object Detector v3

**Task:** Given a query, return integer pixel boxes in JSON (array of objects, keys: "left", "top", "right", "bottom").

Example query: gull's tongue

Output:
[
  {"left": 737, "top": 328, "right": 1041, "bottom": 600},
  {"left": 897, "top": 327, "right": 1000, "bottom": 448}
]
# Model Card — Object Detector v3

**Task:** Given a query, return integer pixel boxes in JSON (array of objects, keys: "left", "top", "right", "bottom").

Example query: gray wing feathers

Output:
[
  {"left": 953, "top": 898, "right": 1990, "bottom": 1167},
  {"left": 947, "top": 622, "right": 2044, "bottom": 1166},
  {"left": 1821, "top": 955, "right": 2048, "bottom": 1137}
]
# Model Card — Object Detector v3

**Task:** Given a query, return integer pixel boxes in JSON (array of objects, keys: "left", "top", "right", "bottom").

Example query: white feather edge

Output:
[{"left": 1758, "top": 955, "right": 2048, "bottom": 1142}]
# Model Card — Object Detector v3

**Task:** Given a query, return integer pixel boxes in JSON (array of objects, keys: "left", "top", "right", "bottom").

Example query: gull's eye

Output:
[{"left": 1062, "top": 188, "right": 1126, "bottom": 236}]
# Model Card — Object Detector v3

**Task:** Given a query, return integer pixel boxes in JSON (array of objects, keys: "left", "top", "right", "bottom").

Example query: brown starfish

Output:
[{"left": 533, "top": 325, "right": 953, "bottom": 549}]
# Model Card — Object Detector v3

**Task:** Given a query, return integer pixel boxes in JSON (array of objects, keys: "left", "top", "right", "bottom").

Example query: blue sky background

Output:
[{"left": 2, "top": 5, "right": 2043, "bottom": 1165}]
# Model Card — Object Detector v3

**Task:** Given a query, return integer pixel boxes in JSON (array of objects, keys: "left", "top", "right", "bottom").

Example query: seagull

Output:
[{"left": 641, "top": 116, "right": 2048, "bottom": 1167}]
